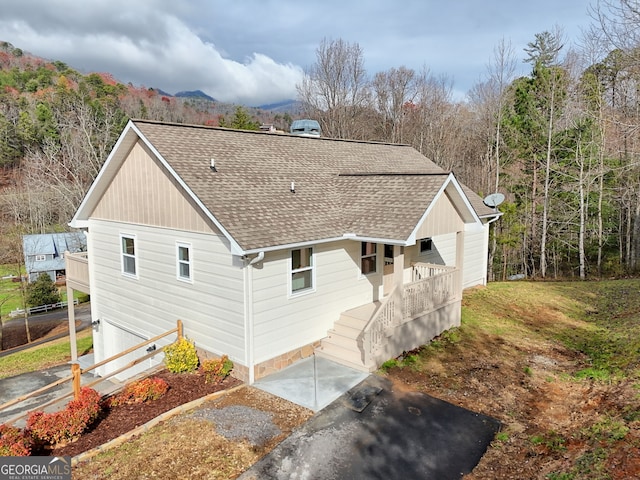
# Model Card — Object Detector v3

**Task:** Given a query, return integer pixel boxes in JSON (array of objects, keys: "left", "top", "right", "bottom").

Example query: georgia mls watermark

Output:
[{"left": 0, "top": 457, "right": 71, "bottom": 480}]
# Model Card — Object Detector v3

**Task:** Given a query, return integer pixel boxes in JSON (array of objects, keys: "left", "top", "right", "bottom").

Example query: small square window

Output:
[
  {"left": 35, "top": 255, "right": 46, "bottom": 262},
  {"left": 420, "top": 238, "right": 433, "bottom": 253}
]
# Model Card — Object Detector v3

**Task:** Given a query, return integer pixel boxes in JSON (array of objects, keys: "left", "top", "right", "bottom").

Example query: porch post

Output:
[
  {"left": 393, "top": 245, "right": 404, "bottom": 321},
  {"left": 456, "top": 231, "right": 465, "bottom": 297},
  {"left": 393, "top": 245, "right": 404, "bottom": 289},
  {"left": 65, "top": 251, "right": 78, "bottom": 362}
]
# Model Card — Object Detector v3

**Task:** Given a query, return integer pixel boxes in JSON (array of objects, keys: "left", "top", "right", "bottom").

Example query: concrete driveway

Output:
[{"left": 240, "top": 375, "right": 500, "bottom": 480}]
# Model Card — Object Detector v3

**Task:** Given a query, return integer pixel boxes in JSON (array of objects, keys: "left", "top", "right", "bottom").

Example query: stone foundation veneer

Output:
[
  {"left": 253, "top": 341, "right": 320, "bottom": 381},
  {"left": 198, "top": 342, "right": 320, "bottom": 384}
]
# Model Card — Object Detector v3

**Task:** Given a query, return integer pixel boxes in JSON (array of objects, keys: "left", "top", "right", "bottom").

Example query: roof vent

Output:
[
  {"left": 290, "top": 181, "right": 295, "bottom": 193},
  {"left": 210, "top": 158, "right": 217, "bottom": 172}
]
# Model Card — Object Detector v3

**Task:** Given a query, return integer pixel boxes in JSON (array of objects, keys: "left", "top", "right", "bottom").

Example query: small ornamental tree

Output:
[{"left": 26, "top": 272, "right": 60, "bottom": 307}]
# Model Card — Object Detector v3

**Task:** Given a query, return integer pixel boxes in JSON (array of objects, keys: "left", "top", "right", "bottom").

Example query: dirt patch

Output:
[
  {"left": 71, "top": 385, "right": 313, "bottom": 480},
  {"left": 386, "top": 331, "right": 640, "bottom": 479},
  {"left": 2, "top": 316, "right": 71, "bottom": 350}
]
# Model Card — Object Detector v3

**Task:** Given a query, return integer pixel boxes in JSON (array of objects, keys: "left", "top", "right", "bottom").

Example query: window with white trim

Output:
[
  {"left": 420, "top": 238, "right": 433, "bottom": 254},
  {"left": 176, "top": 243, "right": 192, "bottom": 282},
  {"left": 361, "top": 242, "right": 377, "bottom": 275},
  {"left": 35, "top": 255, "right": 46, "bottom": 262},
  {"left": 291, "top": 247, "right": 313, "bottom": 293},
  {"left": 121, "top": 234, "right": 137, "bottom": 277}
]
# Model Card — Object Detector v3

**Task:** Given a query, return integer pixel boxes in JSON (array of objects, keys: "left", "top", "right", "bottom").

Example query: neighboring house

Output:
[
  {"left": 23, "top": 233, "right": 87, "bottom": 283},
  {"left": 66, "top": 119, "right": 500, "bottom": 383}
]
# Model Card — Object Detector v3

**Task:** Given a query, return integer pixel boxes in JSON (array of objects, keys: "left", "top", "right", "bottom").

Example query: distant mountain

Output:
[
  {"left": 174, "top": 90, "right": 216, "bottom": 102},
  {"left": 256, "top": 99, "right": 302, "bottom": 113}
]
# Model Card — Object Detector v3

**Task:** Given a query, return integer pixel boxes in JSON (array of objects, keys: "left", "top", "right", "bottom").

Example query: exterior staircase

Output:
[{"left": 315, "top": 302, "right": 380, "bottom": 372}]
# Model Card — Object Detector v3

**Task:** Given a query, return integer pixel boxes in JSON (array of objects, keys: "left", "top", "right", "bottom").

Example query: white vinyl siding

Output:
[
  {"left": 251, "top": 240, "right": 379, "bottom": 364},
  {"left": 89, "top": 220, "right": 245, "bottom": 378},
  {"left": 463, "top": 224, "right": 489, "bottom": 288},
  {"left": 176, "top": 242, "right": 192, "bottom": 282}
]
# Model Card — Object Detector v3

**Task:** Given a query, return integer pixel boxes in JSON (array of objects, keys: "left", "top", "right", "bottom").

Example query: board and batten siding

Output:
[
  {"left": 415, "top": 191, "right": 464, "bottom": 239},
  {"left": 91, "top": 140, "right": 220, "bottom": 235},
  {"left": 88, "top": 219, "right": 246, "bottom": 376},
  {"left": 250, "top": 240, "right": 378, "bottom": 363}
]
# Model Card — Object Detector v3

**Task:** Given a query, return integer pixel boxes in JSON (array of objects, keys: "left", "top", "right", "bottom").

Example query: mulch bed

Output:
[{"left": 36, "top": 370, "right": 241, "bottom": 457}]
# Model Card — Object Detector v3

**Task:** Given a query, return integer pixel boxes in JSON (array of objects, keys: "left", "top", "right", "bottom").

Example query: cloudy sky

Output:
[{"left": 1, "top": 0, "right": 594, "bottom": 106}]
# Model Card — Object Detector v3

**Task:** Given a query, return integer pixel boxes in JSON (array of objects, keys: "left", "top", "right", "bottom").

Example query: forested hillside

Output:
[
  {"left": 0, "top": 41, "right": 292, "bottom": 259},
  {"left": 2, "top": 2, "right": 640, "bottom": 282}
]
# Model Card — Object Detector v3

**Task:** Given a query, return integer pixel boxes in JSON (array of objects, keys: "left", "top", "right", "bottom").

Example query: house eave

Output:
[{"left": 237, "top": 234, "right": 410, "bottom": 256}]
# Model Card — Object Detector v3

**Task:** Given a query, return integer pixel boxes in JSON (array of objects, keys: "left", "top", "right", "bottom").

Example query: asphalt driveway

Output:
[{"left": 240, "top": 375, "right": 500, "bottom": 480}]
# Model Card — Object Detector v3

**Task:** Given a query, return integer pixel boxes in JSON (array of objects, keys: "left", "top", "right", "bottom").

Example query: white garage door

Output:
[{"left": 101, "top": 319, "right": 159, "bottom": 381}]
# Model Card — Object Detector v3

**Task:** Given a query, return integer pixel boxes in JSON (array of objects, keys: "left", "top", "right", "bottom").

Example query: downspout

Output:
[{"left": 245, "top": 251, "right": 264, "bottom": 384}]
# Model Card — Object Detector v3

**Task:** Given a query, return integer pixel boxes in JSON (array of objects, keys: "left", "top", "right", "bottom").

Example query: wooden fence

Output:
[{"left": 0, "top": 320, "right": 183, "bottom": 426}]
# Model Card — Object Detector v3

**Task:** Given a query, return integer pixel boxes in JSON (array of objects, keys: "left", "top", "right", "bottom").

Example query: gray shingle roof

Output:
[{"left": 132, "top": 120, "right": 494, "bottom": 251}]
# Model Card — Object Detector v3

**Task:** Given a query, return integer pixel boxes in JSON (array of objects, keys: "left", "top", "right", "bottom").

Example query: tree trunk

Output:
[{"left": 539, "top": 84, "right": 556, "bottom": 279}]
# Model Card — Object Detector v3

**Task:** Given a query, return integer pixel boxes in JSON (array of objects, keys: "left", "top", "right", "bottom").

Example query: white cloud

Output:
[{"left": 0, "top": 0, "right": 303, "bottom": 105}]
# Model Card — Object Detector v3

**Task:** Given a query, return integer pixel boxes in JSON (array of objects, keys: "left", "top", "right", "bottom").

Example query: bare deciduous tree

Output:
[{"left": 297, "top": 38, "right": 369, "bottom": 139}]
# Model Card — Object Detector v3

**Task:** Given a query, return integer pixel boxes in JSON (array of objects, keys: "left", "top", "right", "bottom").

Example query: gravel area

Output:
[{"left": 185, "top": 405, "right": 282, "bottom": 447}]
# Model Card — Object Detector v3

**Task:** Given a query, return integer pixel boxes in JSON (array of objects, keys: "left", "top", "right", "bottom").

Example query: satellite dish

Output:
[{"left": 483, "top": 192, "right": 505, "bottom": 208}]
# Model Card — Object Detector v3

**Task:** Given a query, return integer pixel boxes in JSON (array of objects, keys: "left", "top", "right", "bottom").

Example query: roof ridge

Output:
[
  {"left": 131, "top": 118, "right": 413, "bottom": 148},
  {"left": 338, "top": 172, "right": 449, "bottom": 176}
]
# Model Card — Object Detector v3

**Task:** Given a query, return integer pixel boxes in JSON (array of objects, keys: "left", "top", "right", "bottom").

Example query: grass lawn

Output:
[{"left": 0, "top": 328, "right": 93, "bottom": 379}]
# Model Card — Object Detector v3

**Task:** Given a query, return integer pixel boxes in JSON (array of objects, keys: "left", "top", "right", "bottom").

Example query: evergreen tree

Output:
[
  {"left": 26, "top": 273, "right": 61, "bottom": 307},
  {"left": 219, "top": 106, "right": 260, "bottom": 130}
]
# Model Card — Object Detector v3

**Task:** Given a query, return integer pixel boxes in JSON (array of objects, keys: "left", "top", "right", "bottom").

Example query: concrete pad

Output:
[
  {"left": 240, "top": 375, "right": 501, "bottom": 480},
  {"left": 253, "top": 356, "right": 369, "bottom": 411}
]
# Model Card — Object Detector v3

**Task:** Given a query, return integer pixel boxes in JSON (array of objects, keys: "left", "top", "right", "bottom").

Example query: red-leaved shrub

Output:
[
  {"left": 200, "top": 355, "right": 234, "bottom": 384},
  {"left": 107, "top": 377, "right": 169, "bottom": 407},
  {"left": 26, "top": 387, "right": 101, "bottom": 446},
  {"left": 0, "top": 424, "right": 33, "bottom": 456}
]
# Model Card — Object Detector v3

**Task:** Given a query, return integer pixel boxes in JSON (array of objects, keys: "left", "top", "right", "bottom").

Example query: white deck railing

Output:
[
  {"left": 65, "top": 251, "right": 90, "bottom": 293},
  {"left": 360, "top": 263, "right": 460, "bottom": 367}
]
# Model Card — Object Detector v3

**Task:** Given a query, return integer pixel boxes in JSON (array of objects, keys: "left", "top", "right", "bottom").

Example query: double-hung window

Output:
[
  {"left": 291, "top": 247, "right": 313, "bottom": 293},
  {"left": 176, "top": 243, "right": 192, "bottom": 282},
  {"left": 361, "top": 242, "right": 377, "bottom": 275},
  {"left": 121, "top": 234, "right": 137, "bottom": 277}
]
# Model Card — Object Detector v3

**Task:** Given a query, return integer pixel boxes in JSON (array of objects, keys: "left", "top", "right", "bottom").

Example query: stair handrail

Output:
[{"left": 358, "top": 285, "right": 403, "bottom": 367}]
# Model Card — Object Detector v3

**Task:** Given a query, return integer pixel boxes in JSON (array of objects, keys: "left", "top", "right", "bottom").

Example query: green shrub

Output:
[
  {"left": 108, "top": 377, "right": 169, "bottom": 407},
  {"left": 27, "top": 387, "right": 101, "bottom": 446},
  {"left": 164, "top": 337, "right": 199, "bottom": 373},
  {"left": 200, "top": 355, "right": 234, "bottom": 384}
]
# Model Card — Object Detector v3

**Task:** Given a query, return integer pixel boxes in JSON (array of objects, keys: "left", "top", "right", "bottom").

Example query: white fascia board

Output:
[
  {"left": 406, "top": 173, "right": 483, "bottom": 245},
  {"left": 240, "top": 236, "right": 347, "bottom": 256},
  {"left": 239, "top": 234, "right": 408, "bottom": 257},
  {"left": 127, "top": 122, "right": 246, "bottom": 256}
]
